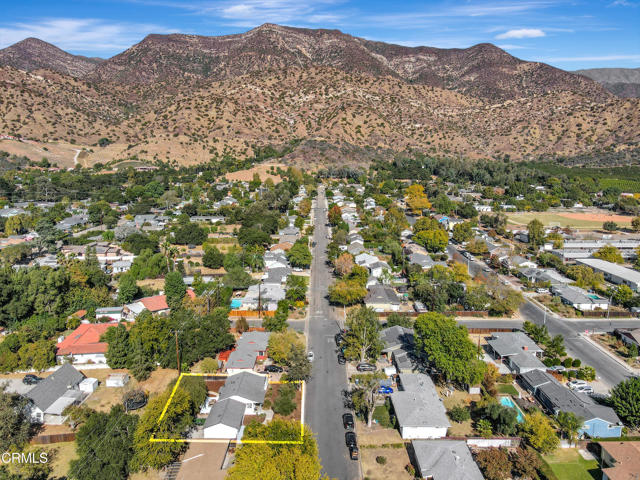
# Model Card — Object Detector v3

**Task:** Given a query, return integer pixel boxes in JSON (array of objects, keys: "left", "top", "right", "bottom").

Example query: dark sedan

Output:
[
  {"left": 22, "top": 374, "right": 42, "bottom": 385},
  {"left": 264, "top": 365, "right": 284, "bottom": 373},
  {"left": 356, "top": 362, "right": 376, "bottom": 372},
  {"left": 345, "top": 431, "right": 357, "bottom": 448},
  {"left": 342, "top": 413, "right": 354, "bottom": 429}
]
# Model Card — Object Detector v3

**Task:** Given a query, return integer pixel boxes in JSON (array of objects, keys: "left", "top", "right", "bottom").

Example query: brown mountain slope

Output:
[
  {"left": 2, "top": 65, "right": 637, "bottom": 166},
  {"left": 0, "top": 38, "right": 103, "bottom": 77},
  {"left": 87, "top": 24, "right": 609, "bottom": 102}
]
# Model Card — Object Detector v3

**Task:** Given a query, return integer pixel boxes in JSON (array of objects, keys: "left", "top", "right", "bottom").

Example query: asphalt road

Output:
[
  {"left": 447, "top": 245, "right": 640, "bottom": 389},
  {"left": 304, "top": 187, "right": 359, "bottom": 480}
]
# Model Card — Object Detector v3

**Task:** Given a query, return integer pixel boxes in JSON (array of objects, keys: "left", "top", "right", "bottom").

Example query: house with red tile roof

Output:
[
  {"left": 125, "top": 294, "right": 170, "bottom": 320},
  {"left": 56, "top": 323, "right": 117, "bottom": 365}
]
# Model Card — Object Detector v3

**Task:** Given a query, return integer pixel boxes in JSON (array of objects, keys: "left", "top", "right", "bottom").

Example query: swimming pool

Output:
[
  {"left": 230, "top": 299, "right": 242, "bottom": 309},
  {"left": 499, "top": 396, "right": 525, "bottom": 423}
]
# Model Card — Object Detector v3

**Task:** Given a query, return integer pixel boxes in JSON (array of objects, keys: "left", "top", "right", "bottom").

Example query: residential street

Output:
[
  {"left": 305, "top": 187, "right": 359, "bottom": 480},
  {"left": 447, "top": 245, "right": 640, "bottom": 388}
]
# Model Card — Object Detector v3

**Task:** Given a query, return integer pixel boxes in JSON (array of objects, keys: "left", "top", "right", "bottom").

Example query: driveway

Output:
[
  {"left": 0, "top": 378, "right": 34, "bottom": 395},
  {"left": 176, "top": 443, "right": 228, "bottom": 480}
]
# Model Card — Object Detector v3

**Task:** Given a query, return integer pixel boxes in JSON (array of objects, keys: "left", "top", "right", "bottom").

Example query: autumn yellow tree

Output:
[{"left": 405, "top": 184, "right": 431, "bottom": 214}]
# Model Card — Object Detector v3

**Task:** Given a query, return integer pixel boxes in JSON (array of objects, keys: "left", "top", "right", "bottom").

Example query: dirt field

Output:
[
  {"left": 223, "top": 163, "right": 284, "bottom": 183},
  {"left": 361, "top": 447, "right": 412, "bottom": 480},
  {"left": 507, "top": 210, "right": 633, "bottom": 228},
  {"left": 83, "top": 368, "right": 177, "bottom": 413},
  {"left": 176, "top": 443, "right": 228, "bottom": 480},
  {"left": 266, "top": 383, "right": 302, "bottom": 422}
]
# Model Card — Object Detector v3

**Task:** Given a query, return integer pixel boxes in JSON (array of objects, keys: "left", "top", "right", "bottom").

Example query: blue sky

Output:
[{"left": 0, "top": 1, "right": 638, "bottom": 70}]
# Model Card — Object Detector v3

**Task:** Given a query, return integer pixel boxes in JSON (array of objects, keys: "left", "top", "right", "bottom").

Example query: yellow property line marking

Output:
[{"left": 151, "top": 372, "right": 305, "bottom": 444}]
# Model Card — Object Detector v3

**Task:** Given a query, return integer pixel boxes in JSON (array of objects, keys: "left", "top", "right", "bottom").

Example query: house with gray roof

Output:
[
  {"left": 380, "top": 325, "right": 414, "bottom": 355},
  {"left": 551, "top": 285, "right": 609, "bottom": 311},
  {"left": 364, "top": 284, "right": 400, "bottom": 312},
  {"left": 576, "top": 258, "right": 640, "bottom": 293},
  {"left": 218, "top": 371, "right": 268, "bottom": 415},
  {"left": 55, "top": 215, "right": 89, "bottom": 232},
  {"left": 411, "top": 440, "right": 484, "bottom": 480},
  {"left": 518, "top": 268, "right": 572, "bottom": 286},
  {"left": 520, "top": 370, "right": 623, "bottom": 438},
  {"left": 225, "top": 331, "right": 271, "bottom": 375},
  {"left": 25, "top": 363, "right": 85, "bottom": 424},
  {"left": 390, "top": 373, "right": 450, "bottom": 439},
  {"left": 486, "top": 332, "right": 545, "bottom": 374},
  {"left": 203, "top": 398, "right": 245, "bottom": 440}
]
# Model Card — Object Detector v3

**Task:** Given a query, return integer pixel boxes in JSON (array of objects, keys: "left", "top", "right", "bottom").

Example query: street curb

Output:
[{"left": 580, "top": 334, "right": 639, "bottom": 375}]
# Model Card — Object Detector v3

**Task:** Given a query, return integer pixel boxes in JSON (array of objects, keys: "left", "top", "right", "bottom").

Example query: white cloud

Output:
[
  {"left": 0, "top": 18, "right": 177, "bottom": 54},
  {"left": 610, "top": 0, "right": 638, "bottom": 6},
  {"left": 496, "top": 44, "right": 529, "bottom": 50},
  {"left": 495, "top": 28, "right": 545, "bottom": 39}
]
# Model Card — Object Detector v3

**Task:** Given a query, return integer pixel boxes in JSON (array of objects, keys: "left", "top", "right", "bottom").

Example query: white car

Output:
[
  {"left": 567, "top": 380, "right": 587, "bottom": 389},
  {"left": 307, "top": 351, "right": 315, "bottom": 363},
  {"left": 574, "top": 385, "right": 594, "bottom": 394},
  {"left": 536, "top": 288, "right": 550, "bottom": 294}
]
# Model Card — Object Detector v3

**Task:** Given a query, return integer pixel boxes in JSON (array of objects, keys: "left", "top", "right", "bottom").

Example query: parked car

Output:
[
  {"left": 22, "top": 374, "right": 42, "bottom": 385},
  {"left": 337, "top": 354, "right": 346, "bottom": 365},
  {"left": 342, "top": 413, "right": 354, "bottom": 429},
  {"left": 414, "top": 301, "right": 427, "bottom": 313},
  {"left": 567, "top": 380, "right": 588, "bottom": 389},
  {"left": 378, "top": 386, "right": 393, "bottom": 395},
  {"left": 356, "top": 362, "right": 376, "bottom": 372},
  {"left": 264, "top": 365, "right": 284, "bottom": 373},
  {"left": 574, "top": 385, "right": 594, "bottom": 394},
  {"left": 335, "top": 333, "right": 343, "bottom": 346},
  {"left": 345, "top": 431, "right": 357, "bottom": 448},
  {"left": 536, "top": 288, "right": 550, "bottom": 294},
  {"left": 349, "top": 446, "right": 359, "bottom": 460},
  {"left": 548, "top": 365, "right": 566, "bottom": 373},
  {"left": 307, "top": 351, "right": 315, "bottom": 363}
]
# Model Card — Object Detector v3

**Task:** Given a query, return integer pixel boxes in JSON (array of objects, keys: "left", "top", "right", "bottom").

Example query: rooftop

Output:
[
  {"left": 218, "top": 372, "right": 267, "bottom": 404},
  {"left": 391, "top": 374, "right": 450, "bottom": 429},
  {"left": 56, "top": 323, "right": 115, "bottom": 355},
  {"left": 26, "top": 364, "right": 84, "bottom": 412},
  {"left": 412, "top": 440, "right": 484, "bottom": 480},
  {"left": 204, "top": 398, "right": 246, "bottom": 430}
]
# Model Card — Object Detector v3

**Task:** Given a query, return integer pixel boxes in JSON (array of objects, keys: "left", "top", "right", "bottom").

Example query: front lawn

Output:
[
  {"left": 543, "top": 449, "right": 600, "bottom": 480},
  {"left": 496, "top": 384, "right": 518, "bottom": 395}
]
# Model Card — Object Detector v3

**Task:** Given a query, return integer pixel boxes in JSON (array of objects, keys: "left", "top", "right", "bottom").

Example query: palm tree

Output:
[{"left": 556, "top": 411, "right": 583, "bottom": 446}]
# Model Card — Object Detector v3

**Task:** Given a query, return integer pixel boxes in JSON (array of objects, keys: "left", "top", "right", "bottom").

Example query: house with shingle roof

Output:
[
  {"left": 217, "top": 371, "right": 268, "bottom": 415},
  {"left": 26, "top": 364, "right": 85, "bottom": 424},
  {"left": 364, "top": 284, "right": 400, "bottom": 312},
  {"left": 225, "top": 331, "right": 271, "bottom": 375},
  {"left": 411, "top": 440, "right": 484, "bottom": 480},
  {"left": 203, "top": 398, "right": 246, "bottom": 440}
]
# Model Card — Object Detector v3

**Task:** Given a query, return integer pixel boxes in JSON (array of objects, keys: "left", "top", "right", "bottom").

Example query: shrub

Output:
[
  {"left": 449, "top": 405, "right": 471, "bottom": 423},
  {"left": 263, "top": 399, "right": 271, "bottom": 410},
  {"left": 563, "top": 358, "right": 573, "bottom": 368},
  {"left": 272, "top": 384, "right": 296, "bottom": 416},
  {"left": 572, "top": 358, "right": 581, "bottom": 368},
  {"left": 376, "top": 456, "right": 387, "bottom": 465}
]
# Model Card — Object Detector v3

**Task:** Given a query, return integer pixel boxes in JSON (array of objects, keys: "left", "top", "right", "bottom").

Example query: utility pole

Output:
[
  {"left": 258, "top": 280, "right": 262, "bottom": 321},
  {"left": 173, "top": 330, "right": 181, "bottom": 374}
]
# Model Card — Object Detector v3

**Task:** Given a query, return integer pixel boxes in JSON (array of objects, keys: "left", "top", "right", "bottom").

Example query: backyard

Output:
[{"left": 543, "top": 448, "right": 600, "bottom": 480}]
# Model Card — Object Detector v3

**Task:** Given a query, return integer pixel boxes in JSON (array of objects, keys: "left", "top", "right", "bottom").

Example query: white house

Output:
[
  {"left": 391, "top": 373, "right": 450, "bottom": 439},
  {"left": 217, "top": 372, "right": 268, "bottom": 415},
  {"left": 203, "top": 398, "right": 246, "bottom": 439}
]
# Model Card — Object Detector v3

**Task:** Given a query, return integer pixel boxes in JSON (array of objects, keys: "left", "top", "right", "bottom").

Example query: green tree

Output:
[
  {"left": 527, "top": 219, "right": 545, "bottom": 249},
  {"left": 414, "top": 229, "right": 448, "bottom": 253},
  {"left": 452, "top": 221, "right": 474, "bottom": 244},
  {"left": 227, "top": 420, "right": 324, "bottom": 480},
  {"left": 614, "top": 284, "right": 634, "bottom": 306},
  {"left": 284, "top": 344, "right": 311, "bottom": 384},
  {"left": 223, "top": 267, "right": 255, "bottom": 290},
  {"left": 545, "top": 335, "right": 566, "bottom": 359},
  {"left": 268, "top": 330, "right": 305, "bottom": 365},
  {"left": 164, "top": 271, "right": 186, "bottom": 310},
  {"left": 556, "top": 411, "right": 583, "bottom": 447},
  {"left": 117, "top": 273, "right": 139, "bottom": 304},
  {"left": 174, "top": 222, "right": 207, "bottom": 245},
  {"left": 414, "top": 312, "right": 486, "bottom": 385},
  {"left": 328, "top": 279, "right": 367, "bottom": 306},
  {"left": 593, "top": 245, "right": 624, "bottom": 264},
  {"left": 603, "top": 221, "right": 618, "bottom": 232},
  {"left": 0, "top": 388, "right": 32, "bottom": 451},
  {"left": 523, "top": 321, "right": 551, "bottom": 345},
  {"left": 287, "top": 240, "right": 312, "bottom": 268},
  {"left": 69, "top": 406, "right": 138, "bottom": 480},
  {"left": 632, "top": 216, "right": 640, "bottom": 232},
  {"left": 103, "top": 325, "right": 130, "bottom": 369},
  {"left": 521, "top": 410, "right": 559, "bottom": 454},
  {"left": 342, "top": 306, "right": 383, "bottom": 362},
  {"left": 202, "top": 246, "right": 224, "bottom": 269},
  {"left": 610, "top": 377, "right": 640, "bottom": 428},
  {"left": 350, "top": 372, "right": 386, "bottom": 427}
]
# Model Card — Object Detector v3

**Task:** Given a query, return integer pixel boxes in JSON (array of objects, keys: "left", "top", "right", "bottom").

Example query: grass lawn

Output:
[
  {"left": 497, "top": 384, "right": 519, "bottom": 395},
  {"left": 543, "top": 449, "right": 601, "bottom": 480},
  {"left": 39, "top": 442, "right": 78, "bottom": 478}
]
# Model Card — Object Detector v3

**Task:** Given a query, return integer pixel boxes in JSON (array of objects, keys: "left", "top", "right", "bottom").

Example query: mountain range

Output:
[
  {"left": 573, "top": 67, "right": 640, "bottom": 98},
  {"left": 0, "top": 24, "right": 638, "bottom": 167}
]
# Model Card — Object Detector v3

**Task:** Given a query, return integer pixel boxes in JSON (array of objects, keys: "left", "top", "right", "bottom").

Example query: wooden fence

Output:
[
  {"left": 376, "top": 310, "right": 489, "bottom": 318},
  {"left": 581, "top": 310, "right": 636, "bottom": 318},
  {"left": 228, "top": 310, "right": 275, "bottom": 318},
  {"left": 32, "top": 432, "right": 76, "bottom": 444}
]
